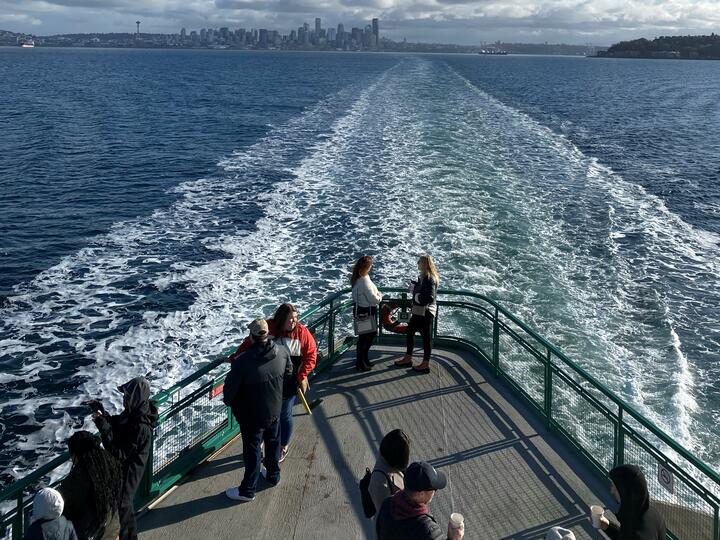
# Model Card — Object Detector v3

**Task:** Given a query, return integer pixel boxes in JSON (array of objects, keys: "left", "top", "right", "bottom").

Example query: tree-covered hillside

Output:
[{"left": 598, "top": 34, "right": 720, "bottom": 59}]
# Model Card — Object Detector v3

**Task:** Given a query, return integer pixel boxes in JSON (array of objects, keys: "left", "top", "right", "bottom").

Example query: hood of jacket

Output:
[
  {"left": 118, "top": 376, "right": 159, "bottom": 425},
  {"left": 609, "top": 464, "right": 650, "bottom": 526},
  {"left": 254, "top": 339, "right": 278, "bottom": 361},
  {"left": 389, "top": 490, "right": 429, "bottom": 521},
  {"left": 32, "top": 488, "right": 64, "bottom": 523}
]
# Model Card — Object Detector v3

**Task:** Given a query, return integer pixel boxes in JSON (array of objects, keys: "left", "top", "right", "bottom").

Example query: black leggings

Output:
[
  {"left": 405, "top": 313, "right": 434, "bottom": 363},
  {"left": 356, "top": 332, "right": 376, "bottom": 368},
  {"left": 356, "top": 306, "right": 377, "bottom": 368}
]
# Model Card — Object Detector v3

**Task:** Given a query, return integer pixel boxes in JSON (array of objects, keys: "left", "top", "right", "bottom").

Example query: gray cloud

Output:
[{"left": 1, "top": 0, "right": 718, "bottom": 45}]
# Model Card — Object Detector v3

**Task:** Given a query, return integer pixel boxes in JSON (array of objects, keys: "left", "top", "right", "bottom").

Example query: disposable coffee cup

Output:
[
  {"left": 590, "top": 505, "right": 604, "bottom": 528},
  {"left": 449, "top": 512, "right": 464, "bottom": 529}
]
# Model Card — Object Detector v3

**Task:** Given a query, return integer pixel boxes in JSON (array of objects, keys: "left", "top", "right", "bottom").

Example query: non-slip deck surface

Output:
[{"left": 138, "top": 345, "right": 614, "bottom": 539}]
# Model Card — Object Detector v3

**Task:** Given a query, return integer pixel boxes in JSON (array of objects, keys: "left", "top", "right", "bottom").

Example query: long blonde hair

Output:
[{"left": 418, "top": 255, "right": 440, "bottom": 285}]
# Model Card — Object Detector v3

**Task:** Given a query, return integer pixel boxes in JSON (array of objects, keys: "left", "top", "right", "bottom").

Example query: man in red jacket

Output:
[{"left": 228, "top": 303, "right": 317, "bottom": 462}]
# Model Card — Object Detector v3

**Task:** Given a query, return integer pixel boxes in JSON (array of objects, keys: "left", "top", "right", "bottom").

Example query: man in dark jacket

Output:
[
  {"left": 224, "top": 319, "right": 293, "bottom": 502},
  {"left": 598, "top": 464, "right": 666, "bottom": 540},
  {"left": 376, "top": 461, "right": 464, "bottom": 540},
  {"left": 93, "top": 377, "right": 158, "bottom": 540}
]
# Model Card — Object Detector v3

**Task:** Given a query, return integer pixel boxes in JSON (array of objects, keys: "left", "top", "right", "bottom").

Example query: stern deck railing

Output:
[{"left": 1, "top": 288, "right": 718, "bottom": 539}]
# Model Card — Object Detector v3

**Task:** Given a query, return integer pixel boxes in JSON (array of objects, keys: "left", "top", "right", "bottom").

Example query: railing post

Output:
[
  {"left": 714, "top": 505, "right": 719, "bottom": 540},
  {"left": 544, "top": 348, "right": 553, "bottom": 428},
  {"left": 328, "top": 299, "right": 335, "bottom": 358},
  {"left": 614, "top": 405, "right": 625, "bottom": 467},
  {"left": 492, "top": 307, "right": 500, "bottom": 376},
  {"left": 13, "top": 491, "right": 24, "bottom": 540}
]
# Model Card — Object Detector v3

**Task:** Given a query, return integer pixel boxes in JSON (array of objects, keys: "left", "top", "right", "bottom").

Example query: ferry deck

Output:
[{"left": 137, "top": 344, "right": 611, "bottom": 539}]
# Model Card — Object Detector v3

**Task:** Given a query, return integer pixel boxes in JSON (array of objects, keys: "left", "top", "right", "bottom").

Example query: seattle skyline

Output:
[{"left": 1, "top": 0, "right": 718, "bottom": 46}]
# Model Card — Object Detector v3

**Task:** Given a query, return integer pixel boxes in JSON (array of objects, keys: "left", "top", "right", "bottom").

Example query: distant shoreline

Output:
[{"left": 0, "top": 45, "right": 598, "bottom": 57}]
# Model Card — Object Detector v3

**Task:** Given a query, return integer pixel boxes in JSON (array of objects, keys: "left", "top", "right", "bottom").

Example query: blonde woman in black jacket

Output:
[{"left": 395, "top": 255, "right": 439, "bottom": 374}]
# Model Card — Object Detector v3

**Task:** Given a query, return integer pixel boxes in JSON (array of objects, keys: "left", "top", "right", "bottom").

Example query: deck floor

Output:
[{"left": 138, "top": 345, "right": 615, "bottom": 539}]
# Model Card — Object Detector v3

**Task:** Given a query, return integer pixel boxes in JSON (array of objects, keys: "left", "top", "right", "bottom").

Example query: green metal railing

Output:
[{"left": 2, "top": 288, "right": 718, "bottom": 539}]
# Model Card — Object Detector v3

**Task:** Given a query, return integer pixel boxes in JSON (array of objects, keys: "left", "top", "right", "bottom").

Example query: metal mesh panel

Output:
[
  {"left": 436, "top": 300, "right": 494, "bottom": 357},
  {"left": 152, "top": 382, "right": 229, "bottom": 475},
  {"left": 550, "top": 369, "right": 616, "bottom": 471},
  {"left": 623, "top": 432, "right": 717, "bottom": 539},
  {"left": 497, "top": 313, "right": 544, "bottom": 407}
]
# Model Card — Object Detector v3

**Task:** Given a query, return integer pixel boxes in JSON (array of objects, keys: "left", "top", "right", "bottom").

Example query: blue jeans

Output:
[
  {"left": 280, "top": 396, "right": 296, "bottom": 448},
  {"left": 238, "top": 419, "right": 281, "bottom": 497}
]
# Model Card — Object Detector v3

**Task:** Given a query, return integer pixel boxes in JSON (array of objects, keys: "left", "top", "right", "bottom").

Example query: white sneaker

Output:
[
  {"left": 279, "top": 446, "right": 289, "bottom": 463},
  {"left": 225, "top": 487, "right": 254, "bottom": 502}
]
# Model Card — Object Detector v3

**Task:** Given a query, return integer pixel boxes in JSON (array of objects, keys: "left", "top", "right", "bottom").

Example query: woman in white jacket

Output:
[{"left": 351, "top": 255, "right": 384, "bottom": 371}]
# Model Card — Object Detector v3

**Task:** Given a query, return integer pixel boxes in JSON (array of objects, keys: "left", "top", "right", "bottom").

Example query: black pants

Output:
[
  {"left": 238, "top": 419, "right": 281, "bottom": 497},
  {"left": 356, "top": 331, "right": 376, "bottom": 368},
  {"left": 118, "top": 493, "right": 137, "bottom": 540},
  {"left": 406, "top": 313, "right": 435, "bottom": 363},
  {"left": 355, "top": 306, "right": 377, "bottom": 368}
]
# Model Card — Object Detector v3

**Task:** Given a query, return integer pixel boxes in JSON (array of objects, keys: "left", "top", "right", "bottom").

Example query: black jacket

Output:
[
  {"left": 94, "top": 378, "right": 159, "bottom": 510},
  {"left": 59, "top": 464, "right": 121, "bottom": 540},
  {"left": 413, "top": 276, "right": 437, "bottom": 307},
  {"left": 376, "top": 491, "right": 446, "bottom": 540},
  {"left": 22, "top": 517, "right": 78, "bottom": 540},
  {"left": 606, "top": 464, "right": 667, "bottom": 540},
  {"left": 223, "top": 339, "right": 293, "bottom": 429}
]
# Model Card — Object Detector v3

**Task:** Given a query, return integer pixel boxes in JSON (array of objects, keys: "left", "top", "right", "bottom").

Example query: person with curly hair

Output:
[{"left": 59, "top": 431, "right": 122, "bottom": 540}]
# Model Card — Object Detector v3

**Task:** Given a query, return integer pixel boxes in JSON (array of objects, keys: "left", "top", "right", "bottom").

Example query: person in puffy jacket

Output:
[
  {"left": 598, "top": 464, "right": 666, "bottom": 540},
  {"left": 93, "top": 377, "right": 158, "bottom": 540},
  {"left": 224, "top": 319, "right": 293, "bottom": 502},
  {"left": 351, "top": 255, "right": 384, "bottom": 372},
  {"left": 59, "top": 431, "right": 122, "bottom": 540},
  {"left": 227, "top": 303, "right": 317, "bottom": 462},
  {"left": 23, "top": 488, "right": 78, "bottom": 540}
]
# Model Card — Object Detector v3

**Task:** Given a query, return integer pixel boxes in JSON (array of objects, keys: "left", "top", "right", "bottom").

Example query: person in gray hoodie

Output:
[
  {"left": 368, "top": 429, "right": 410, "bottom": 515},
  {"left": 23, "top": 488, "right": 78, "bottom": 540},
  {"left": 223, "top": 319, "right": 293, "bottom": 502}
]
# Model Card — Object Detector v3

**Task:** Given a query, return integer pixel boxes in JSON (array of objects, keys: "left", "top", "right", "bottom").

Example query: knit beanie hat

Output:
[{"left": 31, "top": 487, "right": 64, "bottom": 523}]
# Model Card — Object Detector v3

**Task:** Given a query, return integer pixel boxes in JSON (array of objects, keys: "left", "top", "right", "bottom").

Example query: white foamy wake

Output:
[{"left": 2, "top": 56, "right": 719, "bottom": 489}]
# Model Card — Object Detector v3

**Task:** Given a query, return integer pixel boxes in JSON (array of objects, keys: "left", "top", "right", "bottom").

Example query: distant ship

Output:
[
  {"left": 19, "top": 38, "right": 35, "bottom": 48},
  {"left": 478, "top": 48, "right": 508, "bottom": 55}
]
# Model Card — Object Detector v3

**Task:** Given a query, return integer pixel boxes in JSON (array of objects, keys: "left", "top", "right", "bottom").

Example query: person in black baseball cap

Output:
[{"left": 376, "top": 461, "right": 464, "bottom": 540}]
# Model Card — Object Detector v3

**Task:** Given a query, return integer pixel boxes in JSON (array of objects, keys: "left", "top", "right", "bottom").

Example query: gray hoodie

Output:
[{"left": 368, "top": 455, "right": 405, "bottom": 521}]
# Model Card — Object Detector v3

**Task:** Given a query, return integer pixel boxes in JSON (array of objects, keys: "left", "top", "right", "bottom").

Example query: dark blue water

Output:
[{"left": 1, "top": 49, "right": 719, "bottom": 487}]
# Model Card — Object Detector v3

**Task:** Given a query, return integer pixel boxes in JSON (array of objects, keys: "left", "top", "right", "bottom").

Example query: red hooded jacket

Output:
[{"left": 227, "top": 319, "right": 317, "bottom": 384}]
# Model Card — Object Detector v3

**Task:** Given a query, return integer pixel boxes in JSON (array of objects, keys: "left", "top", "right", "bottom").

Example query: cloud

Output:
[
  {"left": 1, "top": 0, "right": 719, "bottom": 44},
  {"left": 0, "top": 12, "right": 43, "bottom": 25}
]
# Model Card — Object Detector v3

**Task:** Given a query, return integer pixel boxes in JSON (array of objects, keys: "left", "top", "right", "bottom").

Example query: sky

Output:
[{"left": 0, "top": 0, "right": 719, "bottom": 46}]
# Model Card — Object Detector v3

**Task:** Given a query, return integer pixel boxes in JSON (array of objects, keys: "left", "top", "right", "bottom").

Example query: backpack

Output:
[{"left": 359, "top": 468, "right": 398, "bottom": 518}]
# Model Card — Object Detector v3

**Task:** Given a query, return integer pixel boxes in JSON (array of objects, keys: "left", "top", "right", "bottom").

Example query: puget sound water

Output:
[{"left": 1, "top": 48, "right": 719, "bottom": 489}]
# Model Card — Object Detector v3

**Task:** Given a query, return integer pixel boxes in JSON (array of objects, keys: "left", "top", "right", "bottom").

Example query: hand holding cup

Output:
[
  {"left": 448, "top": 512, "right": 464, "bottom": 539},
  {"left": 590, "top": 505, "right": 604, "bottom": 529}
]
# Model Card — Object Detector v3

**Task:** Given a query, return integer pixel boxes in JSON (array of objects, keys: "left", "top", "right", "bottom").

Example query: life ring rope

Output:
[{"left": 380, "top": 302, "right": 409, "bottom": 334}]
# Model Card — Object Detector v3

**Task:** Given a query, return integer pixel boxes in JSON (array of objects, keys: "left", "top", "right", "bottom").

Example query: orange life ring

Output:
[{"left": 381, "top": 303, "right": 409, "bottom": 334}]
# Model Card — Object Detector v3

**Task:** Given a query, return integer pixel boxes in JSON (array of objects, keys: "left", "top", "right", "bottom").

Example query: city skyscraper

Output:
[
  {"left": 315, "top": 18, "right": 321, "bottom": 35},
  {"left": 372, "top": 18, "right": 379, "bottom": 47}
]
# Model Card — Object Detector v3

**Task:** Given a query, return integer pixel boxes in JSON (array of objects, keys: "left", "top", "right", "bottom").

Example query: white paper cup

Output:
[
  {"left": 449, "top": 512, "right": 464, "bottom": 529},
  {"left": 590, "top": 505, "right": 604, "bottom": 528}
]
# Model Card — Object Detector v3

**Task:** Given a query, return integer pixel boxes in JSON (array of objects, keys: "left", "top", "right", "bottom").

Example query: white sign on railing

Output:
[{"left": 658, "top": 463, "right": 674, "bottom": 494}]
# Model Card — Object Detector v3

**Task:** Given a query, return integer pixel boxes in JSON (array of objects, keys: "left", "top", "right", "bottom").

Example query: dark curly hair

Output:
[{"left": 68, "top": 431, "right": 122, "bottom": 519}]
